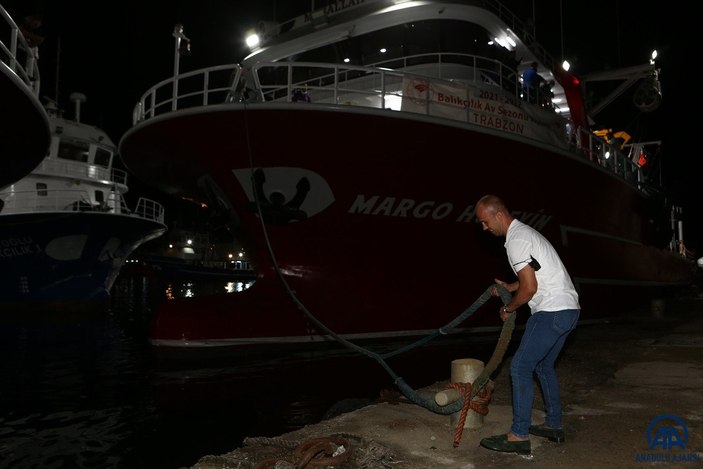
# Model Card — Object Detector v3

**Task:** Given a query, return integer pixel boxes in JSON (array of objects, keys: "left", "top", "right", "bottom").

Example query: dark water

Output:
[{"left": 0, "top": 273, "right": 493, "bottom": 468}]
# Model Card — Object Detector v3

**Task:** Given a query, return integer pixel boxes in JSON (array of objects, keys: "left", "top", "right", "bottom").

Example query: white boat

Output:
[{"left": 0, "top": 93, "right": 167, "bottom": 308}]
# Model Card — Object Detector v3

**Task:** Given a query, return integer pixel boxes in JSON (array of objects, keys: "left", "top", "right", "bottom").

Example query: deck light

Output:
[{"left": 245, "top": 29, "right": 260, "bottom": 49}]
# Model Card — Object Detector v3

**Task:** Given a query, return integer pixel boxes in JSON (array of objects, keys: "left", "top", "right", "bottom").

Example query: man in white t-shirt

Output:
[{"left": 475, "top": 194, "right": 580, "bottom": 455}]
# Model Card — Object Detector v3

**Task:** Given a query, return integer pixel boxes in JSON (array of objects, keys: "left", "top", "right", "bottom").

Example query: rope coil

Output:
[
  {"left": 294, "top": 436, "right": 351, "bottom": 468},
  {"left": 252, "top": 436, "right": 351, "bottom": 469}
]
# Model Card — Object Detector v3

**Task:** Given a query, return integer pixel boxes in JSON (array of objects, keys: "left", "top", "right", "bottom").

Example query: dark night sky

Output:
[{"left": 6, "top": 1, "right": 695, "bottom": 249}]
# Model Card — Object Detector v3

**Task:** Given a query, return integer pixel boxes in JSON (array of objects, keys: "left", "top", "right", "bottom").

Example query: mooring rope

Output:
[
  {"left": 446, "top": 379, "right": 495, "bottom": 447},
  {"left": 241, "top": 97, "right": 515, "bottom": 418}
]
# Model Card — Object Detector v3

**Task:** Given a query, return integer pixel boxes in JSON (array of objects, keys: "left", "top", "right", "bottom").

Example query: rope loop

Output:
[{"left": 446, "top": 381, "right": 494, "bottom": 447}]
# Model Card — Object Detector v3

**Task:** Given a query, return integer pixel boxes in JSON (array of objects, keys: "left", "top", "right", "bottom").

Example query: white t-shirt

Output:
[{"left": 505, "top": 219, "right": 580, "bottom": 313}]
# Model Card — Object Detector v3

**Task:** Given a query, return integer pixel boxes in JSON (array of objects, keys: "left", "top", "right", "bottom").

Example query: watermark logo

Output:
[
  {"left": 647, "top": 414, "right": 688, "bottom": 450},
  {"left": 636, "top": 414, "right": 701, "bottom": 463}
]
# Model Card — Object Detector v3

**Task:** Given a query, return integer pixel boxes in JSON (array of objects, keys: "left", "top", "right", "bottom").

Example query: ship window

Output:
[
  {"left": 95, "top": 191, "right": 104, "bottom": 203},
  {"left": 58, "top": 139, "right": 89, "bottom": 163},
  {"left": 94, "top": 147, "right": 112, "bottom": 167},
  {"left": 36, "top": 182, "right": 48, "bottom": 197}
]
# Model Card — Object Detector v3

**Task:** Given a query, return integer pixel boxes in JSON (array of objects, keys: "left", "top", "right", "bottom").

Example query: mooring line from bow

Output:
[{"left": 241, "top": 95, "right": 515, "bottom": 416}]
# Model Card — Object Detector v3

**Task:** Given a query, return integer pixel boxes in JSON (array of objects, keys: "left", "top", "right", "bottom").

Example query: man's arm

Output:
[{"left": 499, "top": 266, "right": 537, "bottom": 320}]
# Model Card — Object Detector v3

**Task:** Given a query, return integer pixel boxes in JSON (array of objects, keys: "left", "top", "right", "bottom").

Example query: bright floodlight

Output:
[
  {"left": 650, "top": 49, "right": 658, "bottom": 64},
  {"left": 562, "top": 60, "right": 570, "bottom": 72},
  {"left": 245, "top": 31, "right": 260, "bottom": 49}
]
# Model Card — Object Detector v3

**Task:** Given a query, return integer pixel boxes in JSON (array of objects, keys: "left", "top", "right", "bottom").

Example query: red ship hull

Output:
[{"left": 121, "top": 105, "right": 693, "bottom": 348}]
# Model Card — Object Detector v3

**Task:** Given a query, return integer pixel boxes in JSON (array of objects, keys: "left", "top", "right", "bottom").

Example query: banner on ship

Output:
[{"left": 400, "top": 78, "right": 566, "bottom": 145}]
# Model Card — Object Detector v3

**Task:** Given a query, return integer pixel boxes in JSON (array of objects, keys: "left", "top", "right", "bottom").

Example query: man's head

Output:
[{"left": 475, "top": 194, "right": 513, "bottom": 237}]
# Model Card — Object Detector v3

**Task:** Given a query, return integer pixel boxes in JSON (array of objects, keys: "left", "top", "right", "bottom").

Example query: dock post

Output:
[{"left": 434, "top": 358, "right": 486, "bottom": 429}]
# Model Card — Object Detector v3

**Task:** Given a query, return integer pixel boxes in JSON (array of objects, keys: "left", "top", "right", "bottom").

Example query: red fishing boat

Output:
[{"left": 119, "top": 0, "right": 695, "bottom": 349}]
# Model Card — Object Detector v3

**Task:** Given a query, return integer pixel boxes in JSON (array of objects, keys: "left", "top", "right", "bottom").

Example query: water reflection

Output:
[
  {"left": 163, "top": 279, "right": 254, "bottom": 300},
  {"left": 225, "top": 281, "right": 252, "bottom": 293},
  {"left": 0, "top": 272, "right": 486, "bottom": 468},
  {"left": 0, "top": 273, "right": 390, "bottom": 468}
]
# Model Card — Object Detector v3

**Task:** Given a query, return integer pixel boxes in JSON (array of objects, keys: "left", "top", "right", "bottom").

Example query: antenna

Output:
[
  {"left": 559, "top": 0, "right": 564, "bottom": 62},
  {"left": 54, "top": 36, "right": 61, "bottom": 102}
]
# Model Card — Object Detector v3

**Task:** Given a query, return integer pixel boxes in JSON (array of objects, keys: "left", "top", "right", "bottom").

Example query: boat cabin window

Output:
[
  {"left": 94, "top": 147, "right": 112, "bottom": 168},
  {"left": 36, "top": 182, "right": 48, "bottom": 197},
  {"left": 58, "top": 139, "right": 90, "bottom": 163}
]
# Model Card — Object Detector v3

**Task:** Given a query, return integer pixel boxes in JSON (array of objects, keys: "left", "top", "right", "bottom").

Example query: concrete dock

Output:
[{"left": 187, "top": 287, "right": 703, "bottom": 468}]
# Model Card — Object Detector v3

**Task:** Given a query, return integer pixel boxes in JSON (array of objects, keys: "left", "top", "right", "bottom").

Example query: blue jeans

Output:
[{"left": 509, "top": 309, "right": 580, "bottom": 438}]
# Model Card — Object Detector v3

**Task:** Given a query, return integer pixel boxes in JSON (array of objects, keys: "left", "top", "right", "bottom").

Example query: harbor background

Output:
[
  {"left": 0, "top": 271, "right": 495, "bottom": 468},
  {"left": 3, "top": 271, "right": 702, "bottom": 468}
]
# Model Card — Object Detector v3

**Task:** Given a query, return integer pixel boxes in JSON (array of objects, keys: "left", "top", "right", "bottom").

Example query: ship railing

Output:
[
  {"left": 251, "top": 58, "right": 568, "bottom": 123},
  {"left": 0, "top": 189, "right": 165, "bottom": 223},
  {"left": 251, "top": 59, "right": 641, "bottom": 190},
  {"left": 132, "top": 197, "right": 166, "bottom": 224},
  {"left": 574, "top": 126, "right": 644, "bottom": 186},
  {"left": 252, "top": 53, "right": 521, "bottom": 104},
  {"left": 131, "top": 54, "right": 524, "bottom": 123},
  {"left": 0, "top": 5, "right": 40, "bottom": 95},
  {"left": 133, "top": 64, "right": 241, "bottom": 123},
  {"left": 368, "top": 52, "right": 520, "bottom": 94},
  {"left": 33, "top": 159, "right": 129, "bottom": 187},
  {"left": 0, "top": 189, "right": 103, "bottom": 213},
  {"left": 480, "top": 0, "right": 555, "bottom": 73},
  {"left": 130, "top": 56, "right": 640, "bottom": 191},
  {"left": 231, "top": 260, "right": 251, "bottom": 271}
]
